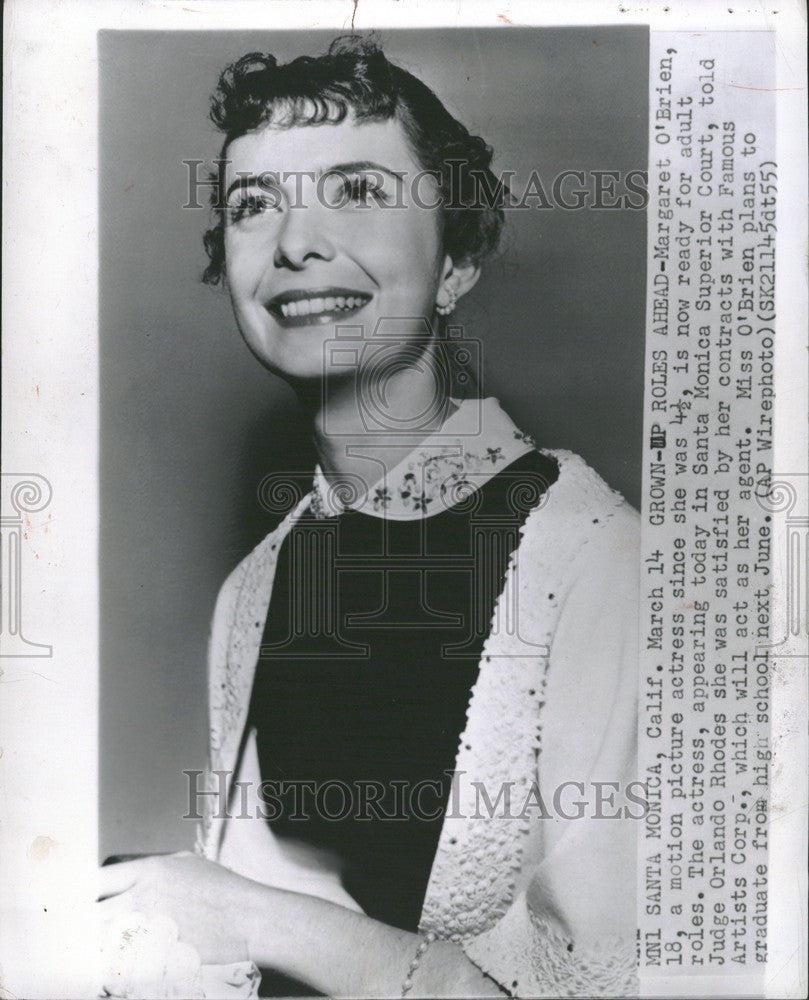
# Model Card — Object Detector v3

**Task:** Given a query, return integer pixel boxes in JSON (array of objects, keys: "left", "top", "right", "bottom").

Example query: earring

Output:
[{"left": 436, "top": 285, "right": 457, "bottom": 316}]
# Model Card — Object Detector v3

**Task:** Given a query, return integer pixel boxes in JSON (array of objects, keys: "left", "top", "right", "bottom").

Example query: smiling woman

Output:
[
  {"left": 99, "top": 33, "right": 641, "bottom": 1000},
  {"left": 203, "top": 41, "right": 498, "bottom": 404},
  {"left": 220, "top": 116, "right": 465, "bottom": 387}
]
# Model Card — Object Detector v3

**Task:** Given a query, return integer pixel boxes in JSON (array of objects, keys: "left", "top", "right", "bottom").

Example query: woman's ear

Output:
[{"left": 437, "top": 254, "right": 481, "bottom": 309}]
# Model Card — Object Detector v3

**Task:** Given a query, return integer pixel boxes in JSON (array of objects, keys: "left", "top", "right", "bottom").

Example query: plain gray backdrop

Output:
[{"left": 100, "top": 26, "right": 648, "bottom": 857}]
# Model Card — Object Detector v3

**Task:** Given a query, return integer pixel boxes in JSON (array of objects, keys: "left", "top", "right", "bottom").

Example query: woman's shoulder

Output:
[
  {"left": 533, "top": 447, "right": 639, "bottom": 538},
  {"left": 517, "top": 447, "right": 640, "bottom": 599}
]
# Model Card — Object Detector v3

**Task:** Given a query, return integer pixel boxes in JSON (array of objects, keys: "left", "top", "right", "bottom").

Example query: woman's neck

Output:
[{"left": 294, "top": 346, "right": 459, "bottom": 497}]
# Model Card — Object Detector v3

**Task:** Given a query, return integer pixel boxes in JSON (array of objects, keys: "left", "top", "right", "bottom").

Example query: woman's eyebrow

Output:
[{"left": 315, "top": 160, "right": 405, "bottom": 183}]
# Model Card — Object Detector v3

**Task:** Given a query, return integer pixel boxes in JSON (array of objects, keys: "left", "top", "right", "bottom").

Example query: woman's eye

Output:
[
  {"left": 340, "top": 173, "right": 391, "bottom": 207},
  {"left": 227, "top": 190, "right": 280, "bottom": 223}
]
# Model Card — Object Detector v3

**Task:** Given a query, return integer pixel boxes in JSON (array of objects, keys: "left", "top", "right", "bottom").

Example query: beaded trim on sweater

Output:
[
  {"left": 464, "top": 898, "right": 638, "bottom": 997},
  {"left": 416, "top": 448, "right": 628, "bottom": 943}
]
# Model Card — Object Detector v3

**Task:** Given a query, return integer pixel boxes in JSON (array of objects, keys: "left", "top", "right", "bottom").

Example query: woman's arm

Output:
[
  {"left": 215, "top": 728, "right": 365, "bottom": 913},
  {"left": 241, "top": 880, "right": 506, "bottom": 998},
  {"left": 98, "top": 854, "right": 505, "bottom": 998}
]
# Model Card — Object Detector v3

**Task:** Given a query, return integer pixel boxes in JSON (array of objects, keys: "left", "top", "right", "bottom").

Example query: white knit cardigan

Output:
[{"left": 195, "top": 448, "right": 640, "bottom": 997}]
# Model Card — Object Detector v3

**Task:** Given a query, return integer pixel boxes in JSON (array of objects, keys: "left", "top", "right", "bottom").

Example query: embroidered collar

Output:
[{"left": 310, "top": 397, "right": 537, "bottom": 521}]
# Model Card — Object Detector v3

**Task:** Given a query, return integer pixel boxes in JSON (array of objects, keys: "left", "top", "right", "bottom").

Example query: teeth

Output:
[{"left": 276, "top": 294, "right": 369, "bottom": 317}]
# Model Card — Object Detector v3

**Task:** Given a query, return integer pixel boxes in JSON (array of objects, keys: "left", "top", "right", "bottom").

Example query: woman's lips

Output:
[{"left": 265, "top": 287, "right": 373, "bottom": 327}]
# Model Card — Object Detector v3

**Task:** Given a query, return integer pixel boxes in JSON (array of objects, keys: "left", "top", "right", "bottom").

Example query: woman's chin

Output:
[
  {"left": 254, "top": 357, "right": 329, "bottom": 385},
  {"left": 241, "top": 331, "right": 335, "bottom": 382}
]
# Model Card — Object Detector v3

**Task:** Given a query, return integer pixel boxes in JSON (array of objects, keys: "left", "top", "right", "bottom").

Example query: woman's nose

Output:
[{"left": 273, "top": 204, "right": 336, "bottom": 270}]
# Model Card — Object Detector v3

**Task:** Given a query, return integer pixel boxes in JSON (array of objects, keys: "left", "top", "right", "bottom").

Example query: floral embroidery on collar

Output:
[
  {"left": 372, "top": 486, "right": 392, "bottom": 512},
  {"left": 310, "top": 397, "right": 537, "bottom": 521}
]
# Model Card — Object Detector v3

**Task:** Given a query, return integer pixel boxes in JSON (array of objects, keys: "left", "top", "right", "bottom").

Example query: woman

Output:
[{"left": 99, "top": 35, "right": 640, "bottom": 998}]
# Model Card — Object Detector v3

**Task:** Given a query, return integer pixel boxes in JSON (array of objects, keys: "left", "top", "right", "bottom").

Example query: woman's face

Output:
[{"left": 223, "top": 115, "right": 449, "bottom": 382}]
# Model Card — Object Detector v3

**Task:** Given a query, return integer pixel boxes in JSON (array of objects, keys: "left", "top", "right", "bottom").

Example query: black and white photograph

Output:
[
  {"left": 98, "top": 23, "right": 646, "bottom": 998},
  {"left": 1, "top": 3, "right": 806, "bottom": 999}
]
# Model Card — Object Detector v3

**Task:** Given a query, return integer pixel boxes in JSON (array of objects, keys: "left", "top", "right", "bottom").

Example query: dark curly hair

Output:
[{"left": 202, "top": 34, "right": 507, "bottom": 285}]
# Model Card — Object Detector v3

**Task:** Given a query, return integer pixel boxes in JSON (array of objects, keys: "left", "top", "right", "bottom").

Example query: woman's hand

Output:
[
  {"left": 99, "top": 910, "right": 205, "bottom": 999},
  {"left": 97, "top": 852, "right": 262, "bottom": 966}
]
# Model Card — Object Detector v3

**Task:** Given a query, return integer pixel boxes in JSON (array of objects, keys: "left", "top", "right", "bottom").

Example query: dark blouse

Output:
[{"left": 247, "top": 449, "right": 558, "bottom": 932}]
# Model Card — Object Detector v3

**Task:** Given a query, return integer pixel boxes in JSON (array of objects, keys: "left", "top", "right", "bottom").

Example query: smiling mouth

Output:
[{"left": 265, "top": 287, "right": 374, "bottom": 327}]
